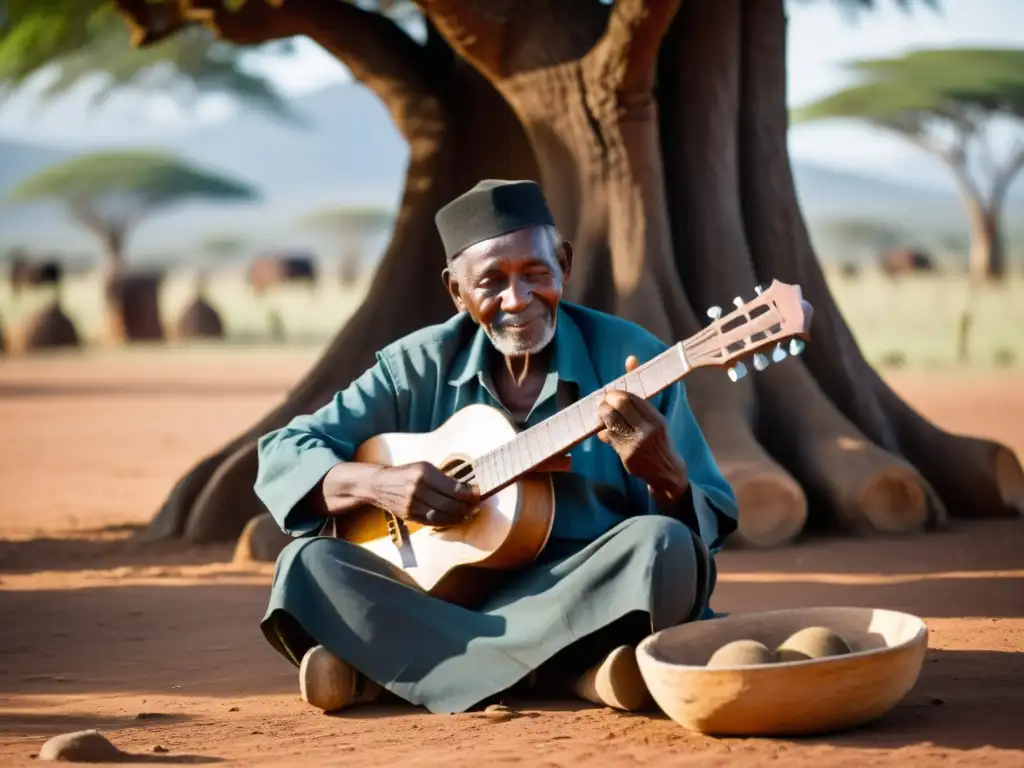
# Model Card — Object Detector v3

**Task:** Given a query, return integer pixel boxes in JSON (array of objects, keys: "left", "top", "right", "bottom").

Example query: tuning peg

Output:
[
  {"left": 754, "top": 285, "right": 763, "bottom": 295},
  {"left": 789, "top": 338, "right": 806, "bottom": 356},
  {"left": 733, "top": 296, "right": 744, "bottom": 309},
  {"left": 727, "top": 361, "right": 748, "bottom": 382},
  {"left": 771, "top": 342, "right": 788, "bottom": 363},
  {"left": 706, "top": 305, "right": 722, "bottom": 321},
  {"left": 753, "top": 353, "right": 769, "bottom": 371}
]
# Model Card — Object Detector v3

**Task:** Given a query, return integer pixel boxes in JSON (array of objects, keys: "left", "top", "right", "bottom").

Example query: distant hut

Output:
[
  {"left": 879, "top": 247, "right": 937, "bottom": 276},
  {"left": 247, "top": 252, "right": 318, "bottom": 296}
]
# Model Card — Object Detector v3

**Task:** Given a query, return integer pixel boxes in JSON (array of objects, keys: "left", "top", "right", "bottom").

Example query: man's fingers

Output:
[
  {"left": 416, "top": 486, "right": 477, "bottom": 520},
  {"left": 423, "top": 508, "right": 462, "bottom": 527},
  {"left": 424, "top": 464, "right": 480, "bottom": 502},
  {"left": 598, "top": 399, "right": 633, "bottom": 435},
  {"left": 613, "top": 395, "right": 647, "bottom": 431},
  {"left": 600, "top": 392, "right": 642, "bottom": 431},
  {"left": 410, "top": 501, "right": 463, "bottom": 527},
  {"left": 625, "top": 355, "right": 639, "bottom": 373}
]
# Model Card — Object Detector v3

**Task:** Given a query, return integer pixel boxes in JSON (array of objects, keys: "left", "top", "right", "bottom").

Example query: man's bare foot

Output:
[
  {"left": 299, "top": 645, "right": 382, "bottom": 712},
  {"left": 571, "top": 645, "right": 650, "bottom": 712}
]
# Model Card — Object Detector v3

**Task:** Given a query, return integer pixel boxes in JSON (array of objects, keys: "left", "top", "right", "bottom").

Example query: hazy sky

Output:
[{"left": 1, "top": 0, "right": 1022, "bottom": 189}]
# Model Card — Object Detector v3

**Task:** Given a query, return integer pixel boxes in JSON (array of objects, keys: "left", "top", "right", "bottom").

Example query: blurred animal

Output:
[
  {"left": 247, "top": 253, "right": 318, "bottom": 296},
  {"left": 879, "top": 247, "right": 936, "bottom": 276},
  {"left": 10, "top": 258, "right": 62, "bottom": 296}
]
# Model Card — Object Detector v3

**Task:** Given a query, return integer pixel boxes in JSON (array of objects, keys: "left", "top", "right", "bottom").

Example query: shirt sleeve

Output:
[
  {"left": 253, "top": 353, "right": 402, "bottom": 537},
  {"left": 648, "top": 381, "right": 739, "bottom": 553}
]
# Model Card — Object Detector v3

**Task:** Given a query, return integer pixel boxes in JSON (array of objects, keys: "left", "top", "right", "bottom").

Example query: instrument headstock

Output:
[{"left": 686, "top": 280, "right": 814, "bottom": 381}]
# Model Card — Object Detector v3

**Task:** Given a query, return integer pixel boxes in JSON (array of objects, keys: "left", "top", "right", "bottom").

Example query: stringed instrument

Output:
[{"left": 331, "top": 280, "right": 813, "bottom": 606}]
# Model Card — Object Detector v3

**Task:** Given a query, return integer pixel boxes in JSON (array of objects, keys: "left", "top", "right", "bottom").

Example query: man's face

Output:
[{"left": 443, "top": 226, "right": 573, "bottom": 358}]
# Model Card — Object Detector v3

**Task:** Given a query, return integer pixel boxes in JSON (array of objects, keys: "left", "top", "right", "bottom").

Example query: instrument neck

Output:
[{"left": 472, "top": 343, "right": 690, "bottom": 497}]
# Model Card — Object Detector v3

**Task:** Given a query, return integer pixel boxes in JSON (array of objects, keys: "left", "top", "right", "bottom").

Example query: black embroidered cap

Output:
[{"left": 435, "top": 179, "right": 555, "bottom": 260}]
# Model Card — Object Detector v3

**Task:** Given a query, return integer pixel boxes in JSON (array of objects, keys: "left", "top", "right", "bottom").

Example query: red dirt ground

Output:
[{"left": 1, "top": 351, "right": 1021, "bottom": 766}]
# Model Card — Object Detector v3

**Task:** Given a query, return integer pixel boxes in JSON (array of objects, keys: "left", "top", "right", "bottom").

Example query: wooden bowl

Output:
[{"left": 635, "top": 606, "right": 928, "bottom": 736}]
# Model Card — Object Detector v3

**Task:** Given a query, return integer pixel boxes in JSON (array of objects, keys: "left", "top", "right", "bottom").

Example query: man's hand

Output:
[
  {"left": 597, "top": 355, "right": 690, "bottom": 500},
  {"left": 369, "top": 462, "right": 480, "bottom": 527}
]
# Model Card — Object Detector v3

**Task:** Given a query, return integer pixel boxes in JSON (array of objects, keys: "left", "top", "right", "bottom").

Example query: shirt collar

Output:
[{"left": 446, "top": 302, "right": 600, "bottom": 395}]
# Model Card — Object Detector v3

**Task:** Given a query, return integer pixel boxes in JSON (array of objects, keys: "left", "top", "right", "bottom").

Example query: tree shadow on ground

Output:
[
  {"left": 718, "top": 519, "right": 1024, "bottom": 575},
  {"left": 0, "top": 525, "right": 236, "bottom": 574},
  {"left": 0, "top": 380, "right": 289, "bottom": 399},
  {"left": 0, "top": 711, "right": 194, "bottom": 735},
  {"left": 2, "top": 713, "right": 223, "bottom": 764},
  {"left": 329, "top": 649, "right": 1024, "bottom": 753},
  {"left": 788, "top": 648, "right": 1024, "bottom": 752},
  {"left": 0, "top": 583, "right": 291, "bottom": 700},
  {"left": 714, "top": 572, "right": 1024, "bottom": 618}
]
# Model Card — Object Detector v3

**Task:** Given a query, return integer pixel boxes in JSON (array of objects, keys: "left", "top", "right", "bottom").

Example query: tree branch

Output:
[
  {"left": 415, "top": 0, "right": 511, "bottom": 77},
  {"left": 896, "top": 118, "right": 986, "bottom": 208},
  {"left": 284, "top": 0, "right": 447, "bottom": 99},
  {"left": 114, "top": 0, "right": 451, "bottom": 142},
  {"left": 590, "top": 0, "right": 681, "bottom": 95},
  {"left": 991, "top": 140, "right": 1024, "bottom": 209}
]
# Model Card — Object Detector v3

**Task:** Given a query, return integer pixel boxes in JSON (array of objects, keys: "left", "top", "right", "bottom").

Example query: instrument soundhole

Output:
[{"left": 439, "top": 454, "right": 476, "bottom": 483}]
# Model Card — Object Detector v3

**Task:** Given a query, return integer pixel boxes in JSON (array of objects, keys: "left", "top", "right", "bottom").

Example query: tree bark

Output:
[
  {"left": 660, "top": 0, "right": 931, "bottom": 538},
  {"left": 134, "top": 0, "right": 1021, "bottom": 546},
  {"left": 966, "top": 200, "right": 1005, "bottom": 282},
  {"left": 131, "top": 4, "right": 539, "bottom": 542},
  {"left": 737, "top": 0, "right": 1021, "bottom": 522},
  {"left": 422, "top": 0, "right": 814, "bottom": 547}
]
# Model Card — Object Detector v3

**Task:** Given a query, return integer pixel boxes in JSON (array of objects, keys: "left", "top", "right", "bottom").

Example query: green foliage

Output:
[
  {"left": 6, "top": 149, "right": 259, "bottom": 215},
  {"left": 793, "top": 47, "right": 1024, "bottom": 131},
  {"left": 300, "top": 204, "right": 396, "bottom": 236},
  {"left": 792, "top": 0, "right": 941, "bottom": 23},
  {"left": 820, "top": 216, "right": 905, "bottom": 251},
  {"left": 198, "top": 233, "right": 249, "bottom": 259},
  {"left": 0, "top": 0, "right": 296, "bottom": 119}
]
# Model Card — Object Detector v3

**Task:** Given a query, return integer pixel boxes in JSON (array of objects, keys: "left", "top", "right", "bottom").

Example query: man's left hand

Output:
[{"left": 597, "top": 355, "right": 690, "bottom": 500}]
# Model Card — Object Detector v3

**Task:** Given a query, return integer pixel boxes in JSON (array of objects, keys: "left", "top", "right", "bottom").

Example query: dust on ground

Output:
[{"left": 1, "top": 350, "right": 1021, "bottom": 766}]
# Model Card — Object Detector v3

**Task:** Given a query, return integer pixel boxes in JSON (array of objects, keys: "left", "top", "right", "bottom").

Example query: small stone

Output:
[
  {"left": 151, "top": 745, "right": 169, "bottom": 753},
  {"left": 480, "top": 704, "right": 520, "bottom": 723},
  {"left": 38, "top": 730, "right": 123, "bottom": 762},
  {"left": 233, "top": 513, "right": 291, "bottom": 564},
  {"left": 228, "top": 706, "right": 240, "bottom": 712},
  {"left": 135, "top": 712, "right": 170, "bottom": 720}
]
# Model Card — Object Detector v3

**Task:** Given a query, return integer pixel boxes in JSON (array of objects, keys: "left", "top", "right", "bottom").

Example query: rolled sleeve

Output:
[{"left": 254, "top": 354, "right": 402, "bottom": 537}]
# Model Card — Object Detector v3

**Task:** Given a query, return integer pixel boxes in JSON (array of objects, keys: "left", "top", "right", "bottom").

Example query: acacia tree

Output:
[
  {"left": 795, "top": 48, "right": 1024, "bottom": 281},
  {"left": 6, "top": 151, "right": 259, "bottom": 268},
  {"left": 299, "top": 204, "right": 395, "bottom": 285},
  {"left": 5, "top": 150, "right": 258, "bottom": 340},
  {"left": 10, "top": 0, "right": 1023, "bottom": 548}
]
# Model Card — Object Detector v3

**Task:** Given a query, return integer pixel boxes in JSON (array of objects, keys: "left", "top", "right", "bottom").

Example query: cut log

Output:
[
  {"left": 176, "top": 296, "right": 225, "bottom": 340},
  {"left": 17, "top": 301, "right": 81, "bottom": 352},
  {"left": 104, "top": 270, "right": 165, "bottom": 343},
  {"left": 738, "top": 0, "right": 1018, "bottom": 522}
]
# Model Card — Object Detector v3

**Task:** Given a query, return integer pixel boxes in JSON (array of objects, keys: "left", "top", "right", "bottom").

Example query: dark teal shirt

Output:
[{"left": 254, "top": 301, "right": 738, "bottom": 557}]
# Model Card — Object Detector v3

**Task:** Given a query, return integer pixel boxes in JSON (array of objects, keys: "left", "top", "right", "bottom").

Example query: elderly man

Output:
[{"left": 255, "top": 179, "right": 738, "bottom": 715}]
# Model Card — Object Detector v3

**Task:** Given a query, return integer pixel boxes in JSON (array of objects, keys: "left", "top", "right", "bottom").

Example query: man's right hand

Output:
[{"left": 369, "top": 462, "right": 480, "bottom": 527}]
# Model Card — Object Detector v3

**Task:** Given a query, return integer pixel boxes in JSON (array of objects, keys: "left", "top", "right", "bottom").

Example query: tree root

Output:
[{"left": 738, "top": 0, "right": 1021, "bottom": 522}]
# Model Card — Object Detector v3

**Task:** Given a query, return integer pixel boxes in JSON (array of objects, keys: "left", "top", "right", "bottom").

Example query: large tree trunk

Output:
[
  {"left": 966, "top": 201, "right": 1006, "bottom": 282},
  {"left": 137, "top": 8, "right": 539, "bottom": 542},
  {"left": 133, "top": 0, "right": 1021, "bottom": 547},
  {"left": 425, "top": 0, "right": 816, "bottom": 548},
  {"left": 736, "top": 0, "right": 1022, "bottom": 522},
  {"left": 660, "top": 0, "right": 930, "bottom": 537}
]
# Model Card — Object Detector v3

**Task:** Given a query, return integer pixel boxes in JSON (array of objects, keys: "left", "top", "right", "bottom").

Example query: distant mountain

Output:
[{"left": 1, "top": 82, "right": 1017, "bottom": 260}]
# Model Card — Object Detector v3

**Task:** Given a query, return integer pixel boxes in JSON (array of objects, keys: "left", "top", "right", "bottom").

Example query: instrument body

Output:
[
  {"left": 332, "top": 404, "right": 555, "bottom": 604},
  {"left": 331, "top": 280, "right": 814, "bottom": 607}
]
